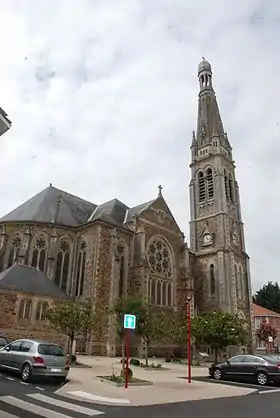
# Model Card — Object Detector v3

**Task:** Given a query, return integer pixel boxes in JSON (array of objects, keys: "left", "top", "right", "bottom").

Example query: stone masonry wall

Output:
[{"left": 0, "top": 290, "right": 67, "bottom": 349}]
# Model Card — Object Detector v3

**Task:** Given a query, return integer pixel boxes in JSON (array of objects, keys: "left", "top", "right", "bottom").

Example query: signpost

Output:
[{"left": 123, "top": 314, "right": 136, "bottom": 389}]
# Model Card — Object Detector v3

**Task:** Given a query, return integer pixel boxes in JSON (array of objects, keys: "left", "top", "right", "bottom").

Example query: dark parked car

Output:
[
  {"left": 0, "top": 336, "right": 8, "bottom": 348},
  {"left": 209, "top": 354, "right": 280, "bottom": 386}
]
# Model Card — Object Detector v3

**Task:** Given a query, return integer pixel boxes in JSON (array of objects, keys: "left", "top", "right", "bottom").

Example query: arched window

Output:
[
  {"left": 156, "top": 281, "right": 161, "bottom": 305},
  {"left": 224, "top": 170, "right": 229, "bottom": 200},
  {"left": 239, "top": 266, "right": 243, "bottom": 299},
  {"left": 119, "top": 256, "right": 125, "bottom": 296},
  {"left": 235, "top": 265, "right": 239, "bottom": 298},
  {"left": 198, "top": 171, "right": 206, "bottom": 202},
  {"left": 7, "top": 236, "right": 21, "bottom": 268},
  {"left": 55, "top": 241, "right": 70, "bottom": 292},
  {"left": 75, "top": 242, "right": 86, "bottom": 297},
  {"left": 167, "top": 283, "right": 172, "bottom": 306},
  {"left": 228, "top": 173, "right": 234, "bottom": 203},
  {"left": 162, "top": 283, "right": 167, "bottom": 306},
  {"left": 210, "top": 264, "right": 215, "bottom": 295},
  {"left": 31, "top": 237, "right": 46, "bottom": 272},
  {"left": 206, "top": 168, "right": 214, "bottom": 198},
  {"left": 150, "top": 279, "right": 156, "bottom": 304}
]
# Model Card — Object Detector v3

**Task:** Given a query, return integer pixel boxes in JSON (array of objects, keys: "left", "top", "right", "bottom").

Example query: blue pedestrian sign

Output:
[{"left": 124, "top": 314, "right": 136, "bottom": 330}]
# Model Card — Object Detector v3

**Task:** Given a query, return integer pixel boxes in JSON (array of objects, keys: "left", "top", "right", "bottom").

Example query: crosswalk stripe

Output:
[
  {"left": 27, "top": 393, "right": 104, "bottom": 416},
  {"left": 0, "top": 396, "right": 71, "bottom": 418},
  {"left": 0, "top": 410, "right": 19, "bottom": 418}
]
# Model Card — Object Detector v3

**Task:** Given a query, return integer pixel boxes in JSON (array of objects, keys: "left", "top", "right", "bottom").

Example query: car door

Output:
[
  {"left": 17, "top": 341, "right": 34, "bottom": 370},
  {"left": 240, "top": 355, "right": 264, "bottom": 381},
  {"left": 224, "top": 355, "right": 247, "bottom": 379},
  {"left": 0, "top": 340, "right": 23, "bottom": 370}
]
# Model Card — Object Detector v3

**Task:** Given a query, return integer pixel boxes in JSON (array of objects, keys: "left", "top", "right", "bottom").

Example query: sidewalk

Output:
[{"left": 56, "top": 356, "right": 257, "bottom": 406}]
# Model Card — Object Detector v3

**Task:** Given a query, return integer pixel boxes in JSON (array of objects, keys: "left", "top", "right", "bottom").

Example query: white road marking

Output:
[
  {"left": 20, "top": 381, "right": 28, "bottom": 385},
  {"left": 35, "top": 386, "right": 45, "bottom": 391},
  {"left": 0, "top": 411, "right": 19, "bottom": 418},
  {"left": 28, "top": 393, "right": 104, "bottom": 416},
  {"left": 67, "top": 390, "right": 130, "bottom": 404},
  {"left": 6, "top": 377, "right": 15, "bottom": 381},
  {"left": 0, "top": 396, "right": 71, "bottom": 418},
  {"left": 259, "top": 388, "right": 280, "bottom": 394}
]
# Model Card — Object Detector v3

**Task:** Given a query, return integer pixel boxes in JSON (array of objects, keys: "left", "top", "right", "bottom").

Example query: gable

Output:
[{"left": 137, "top": 197, "right": 183, "bottom": 235}]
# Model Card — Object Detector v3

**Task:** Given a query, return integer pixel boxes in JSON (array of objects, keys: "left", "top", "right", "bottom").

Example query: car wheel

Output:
[
  {"left": 213, "top": 368, "right": 222, "bottom": 380},
  {"left": 256, "top": 372, "right": 268, "bottom": 386},
  {"left": 21, "top": 363, "right": 32, "bottom": 382}
]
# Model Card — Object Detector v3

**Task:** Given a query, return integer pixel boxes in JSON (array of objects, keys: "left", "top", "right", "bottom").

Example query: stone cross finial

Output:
[{"left": 158, "top": 185, "right": 163, "bottom": 197}]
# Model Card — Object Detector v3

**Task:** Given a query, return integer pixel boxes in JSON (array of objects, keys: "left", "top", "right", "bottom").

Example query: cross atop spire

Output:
[{"left": 157, "top": 184, "right": 163, "bottom": 197}]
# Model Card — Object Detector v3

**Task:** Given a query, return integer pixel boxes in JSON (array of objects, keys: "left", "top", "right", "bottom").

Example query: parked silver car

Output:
[{"left": 0, "top": 339, "right": 70, "bottom": 382}]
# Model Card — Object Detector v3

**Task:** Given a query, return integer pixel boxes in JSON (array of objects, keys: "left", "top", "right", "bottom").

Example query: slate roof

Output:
[
  {"left": 0, "top": 184, "right": 157, "bottom": 228},
  {"left": 0, "top": 184, "right": 96, "bottom": 227},
  {"left": 0, "top": 264, "right": 67, "bottom": 299}
]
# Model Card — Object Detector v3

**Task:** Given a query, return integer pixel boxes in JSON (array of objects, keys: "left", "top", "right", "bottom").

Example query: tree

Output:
[
  {"left": 47, "top": 298, "right": 100, "bottom": 355},
  {"left": 256, "top": 321, "right": 277, "bottom": 348},
  {"left": 111, "top": 295, "right": 144, "bottom": 367},
  {"left": 137, "top": 305, "right": 170, "bottom": 366},
  {"left": 111, "top": 296, "right": 169, "bottom": 367},
  {"left": 254, "top": 282, "right": 280, "bottom": 314},
  {"left": 192, "top": 310, "right": 247, "bottom": 362}
]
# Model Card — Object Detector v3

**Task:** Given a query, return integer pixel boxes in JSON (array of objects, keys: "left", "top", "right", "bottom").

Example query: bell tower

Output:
[{"left": 189, "top": 59, "right": 253, "bottom": 331}]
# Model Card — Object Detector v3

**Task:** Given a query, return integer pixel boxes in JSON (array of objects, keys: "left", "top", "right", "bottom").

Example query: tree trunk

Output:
[
  {"left": 145, "top": 339, "right": 149, "bottom": 366},
  {"left": 214, "top": 347, "right": 218, "bottom": 363},
  {"left": 68, "top": 333, "right": 74, "bottom": 357}
]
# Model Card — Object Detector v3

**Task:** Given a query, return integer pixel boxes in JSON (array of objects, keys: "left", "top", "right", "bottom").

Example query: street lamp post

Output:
[{"left": 187, "top": 294, "right": 192, "bottom": 384}]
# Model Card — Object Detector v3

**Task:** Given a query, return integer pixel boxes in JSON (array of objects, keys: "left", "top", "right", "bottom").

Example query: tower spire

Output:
[{"left": 196, "top": 59, "right": 231, "bottom": 151}]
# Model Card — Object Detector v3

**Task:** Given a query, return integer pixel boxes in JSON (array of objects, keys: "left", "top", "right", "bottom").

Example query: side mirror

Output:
[
  {"left": 226, "top": 360, "right": 230, "bottom": 365},
  {"left": 4, "top": 346, "right": 10, "bottom": 352}
]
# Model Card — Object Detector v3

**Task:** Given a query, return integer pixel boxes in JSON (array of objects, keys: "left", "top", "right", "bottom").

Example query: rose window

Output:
[
  {"left": 12, "top": 236, "right": 21, "bottom": 247},
  {"left": 36, "top": 237, "right": 46, "bottom": 250},
  {"left": 147, "top": 239, "right": 172, "bottom": 278}
]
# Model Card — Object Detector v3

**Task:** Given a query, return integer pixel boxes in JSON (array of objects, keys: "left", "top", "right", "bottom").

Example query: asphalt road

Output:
[
  {"left": 0, "top": 371, "right": 119, "bottom": 417},
  {"left": 1, "top": 369, "right": 280, "bottom": 418},
  {"left": 104, "top": 391, "right": 280, "bottom": 418}
]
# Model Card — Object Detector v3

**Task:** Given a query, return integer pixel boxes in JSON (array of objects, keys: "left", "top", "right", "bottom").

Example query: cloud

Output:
[{"left": 0, "top": 0, "right": 278, "bottom": 291}]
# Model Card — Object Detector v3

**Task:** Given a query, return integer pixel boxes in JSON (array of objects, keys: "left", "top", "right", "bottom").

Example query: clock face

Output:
[{"left": 203, "top": 233, "right": 211, "bottom": 244}]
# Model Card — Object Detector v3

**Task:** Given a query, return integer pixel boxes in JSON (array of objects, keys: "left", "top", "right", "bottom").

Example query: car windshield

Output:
[
  {"left": 262, "top": 355, "right": 280, "bottom": 364},
  {"left": 38, "top": 344, "right": 65, "bottom": 357}
]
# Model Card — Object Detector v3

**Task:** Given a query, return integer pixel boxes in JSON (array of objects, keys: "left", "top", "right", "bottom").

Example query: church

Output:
[{"left": 0, "top": 59, "right": 253, "bottom": 356}]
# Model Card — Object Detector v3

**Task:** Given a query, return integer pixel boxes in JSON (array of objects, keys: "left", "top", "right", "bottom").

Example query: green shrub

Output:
[
  {"left": 130, "top": 358, "right": 140, "bottom": 366},
  {"left": 70, "top": 354, "right": 77, "bottom": 364},
  {"left": 172, "top": 358, "right": 182, "bottom": 364}
]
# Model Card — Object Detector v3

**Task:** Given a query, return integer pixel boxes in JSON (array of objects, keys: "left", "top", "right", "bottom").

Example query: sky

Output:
[{"left": 0, "top": 0, "right": 279, "bottom": 291}]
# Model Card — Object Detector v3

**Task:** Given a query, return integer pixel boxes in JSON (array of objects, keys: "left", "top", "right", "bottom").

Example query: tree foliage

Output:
[
  {"left": 47, "top": 298, "right": 100, "bottom": 354},
  {"left": 137, "top": 306, "right": 170, "bottom": 366},
  {"left": 169, "top": 316, "right": 189, "bottom": 344},
  {"left": 111, "top": 295, "right": 144, "bottom": 366},
  {"left": 111, "top": 295, "right": 169, "bottom": 366},
  {"left": 192, "top": 310, "right": 247, "bottom": 361},
  {"left": 256, "top": 321, "right": 277, "bottom": 342},
  {"left": 254, "top": 282, "right": 280, "bottom": 314}
]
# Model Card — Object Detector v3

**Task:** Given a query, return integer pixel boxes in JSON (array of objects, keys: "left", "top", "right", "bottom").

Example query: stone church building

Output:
[{"left": 0, "top": 59, "right": 253, "bottom": 355}]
